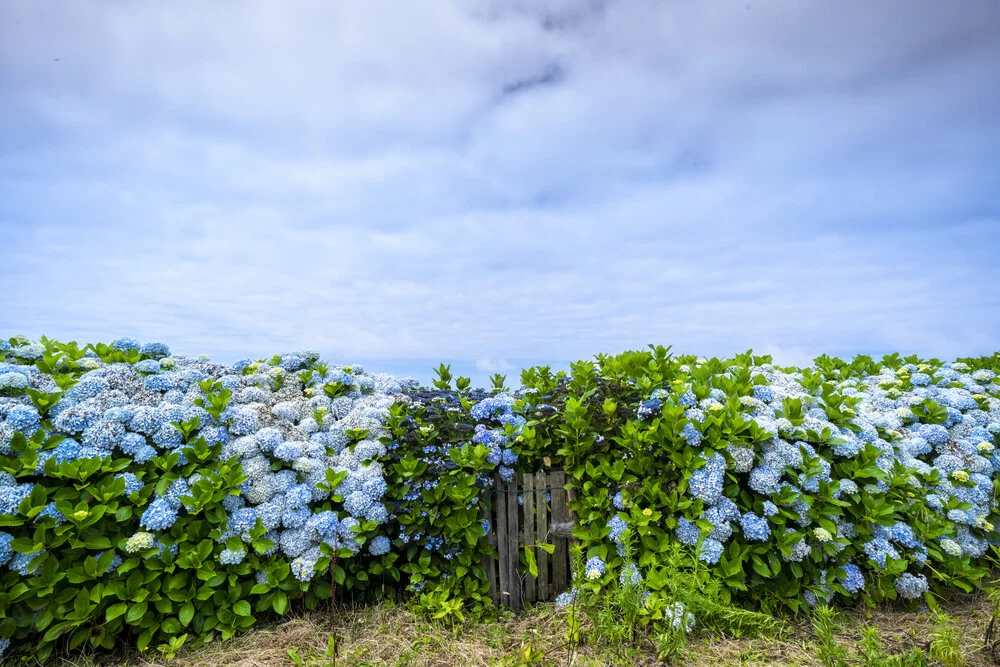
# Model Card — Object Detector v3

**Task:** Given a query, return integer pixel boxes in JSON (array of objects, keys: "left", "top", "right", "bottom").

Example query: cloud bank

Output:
[{"left": 2, "top": 0, "right": 998, "bottom": 376}]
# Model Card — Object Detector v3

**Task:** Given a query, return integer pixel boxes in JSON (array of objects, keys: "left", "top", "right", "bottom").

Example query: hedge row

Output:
[
  {"left": 519, "top": 348, "right": 1000, "bottom": 612},
  {"left": 1, "top": 337, "right": 999, "bottom": 661},
  {"left": 0, "top": 337, "right": 515, "bottom": 661}
]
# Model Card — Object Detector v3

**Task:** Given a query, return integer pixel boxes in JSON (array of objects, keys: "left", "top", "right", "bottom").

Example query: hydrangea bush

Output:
[
  {"left": 3, "top": 335, "right": 1000, "bottom": 661},
  {"left": 378, "top": 381, "right": 519, "bottom": 617},
  {"left": 0, "top": 336, "right": 523, "bottom": 661},
  {"left": 518, "top": 347, "right": 1000, "bottom": 613}
]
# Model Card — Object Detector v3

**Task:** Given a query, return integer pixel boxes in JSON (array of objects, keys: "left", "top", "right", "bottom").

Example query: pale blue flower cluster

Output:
[
  {"left": 837, "top": 563, "right": 865, "bottom": 593},
  {"left": 663, "top": 601, "right": 695, "bottom": 632},
  {"left": 369, "top": 535, "right": 391, "bottom": 556},
  {"left": 585, "top": 556, "right": 607, "bottom": 580},
  {"left": 0, "top": 531, "right": 13, "bottom": 566},
  {"left": 619, "top": 562, "right": 642, "bottom": 587},
  {"left": 0, "top": 337, "right": 426, "bottom": 585},
  {"left": 894, "top": 572, "right": 929, "bottom": 600},
  {"left": 627, "top": 358, "right": 1000, "bottom": 605},
  {"left": 471, "top": 393, "right": 523, "bottom": 483},
  {"left": 554, "top": 587, "right": 580, "bottom": 607}
]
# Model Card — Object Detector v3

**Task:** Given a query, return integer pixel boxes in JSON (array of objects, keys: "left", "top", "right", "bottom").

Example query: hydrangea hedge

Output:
[
  {"left": 0, "top": 337, "right": 516, "bottom": 661},
  {"left": 1, "top": 336, "right": 999, "bottom": 660},
  {"left": 519, "top": 347, "right": 1000, "bottom": 613}
]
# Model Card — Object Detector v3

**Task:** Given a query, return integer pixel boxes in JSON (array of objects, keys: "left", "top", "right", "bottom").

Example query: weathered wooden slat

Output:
[
  {"left": 494, "top": 474, "right": 510, "bottom": 607},
  {"left": 534, "top": 471, "right": 550, "bottom": 600},
  {"left": 506, "top": 476, "right": 521, "bottom": 612},
  {"left": 550, "top": 471, "right": 569, "bottom": 595},
  {"left": 522, "top": 474, "right": 536, "bottom": 603}
]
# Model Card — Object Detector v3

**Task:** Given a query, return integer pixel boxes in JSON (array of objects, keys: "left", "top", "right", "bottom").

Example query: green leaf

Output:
[
  {"left": 523, "top": 546, "right": 538, "bottom": 578},
  {"left": 73, "top": 588, "right": 91, "bottom": 616},
  {"left": 179, "top": 602, "right": 195, "bottom": 626},
  {"left": 83, "top": 536, "right": 113, "bottom": 550},
  {"left": 751, "top": 556, "right": 771, "bottom": 578},
  {"left": 106, "top": 602, "right": 128, "bottom": 622},
  {"left": 126, "top": 600, "right": 148, "bottom": 624}
]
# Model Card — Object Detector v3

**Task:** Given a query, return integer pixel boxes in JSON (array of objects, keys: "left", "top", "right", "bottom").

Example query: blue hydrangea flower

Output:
[
  {"left": 6, "top": 404, "right": 40, "bottom": 432},
  {"left": 228, "top": 407, "right": 259, "bottom": 436},
  {"left": 611, "top": 491, "right": 625, "bottom": 510},
  {"left": 0, "top": 531, "right": 14, "bottom": 567},
  {"left": 470, "top": 394, "right": 517, "bottom": 421},
  {"left": 784, "top": 530, "right": 812, "bottom": 562},
  {"left": 282, "top": 507, "right": 311, "bottom": 529},
  {"left": 675, "top": 517, "right": 701, "bottom": 546},
  {"left": 894, "top": 572, "right": 929, "bottom": 600},
  {"left": 11, "top": 549, "right": 46, "bottom": 575},
  {"left": 134, "top": 359, "right": 162, "bottom": 374},
  {"left": 0, "top": 483, "right": 33, "bottom": 514},
  {"left": 286, "top": 484, "right": 313, "bottom": 509},
  {"left": 35, "top": 502, "right": 66, "bottom": 525},
  {"left": 679, "top": 389, "right": 697, "bottom": 407},
  {"left": 698, "top": 538, "right": 724, "bottom": 564},
  {"left": 369, "top": 535, "right": 391, "bottom": 556},
  {"left": 555, "top": 588, "right": 579, "bottom": 608},
  {"left": 862, "top": 537, "right": 900, "bottom": 568},
  {"left": 219, "top": 548, "right": 246, "bottom": 565},
  {"left": 739, "top": 512, "right": 771, "bottom": 542},
  {"left": 917, "top": 424, "right": 950, "bottom": 445},
  {"left": 274, "top": 442, "right": 303, "bottom": 462},
  {"left": 115, "top": 472, "right": 143, "bottom": 496},
  {"left": 637, "top": 398, "right": 662, "bottom": 420},
  {"left": 607, "top": 515, "right": 627, "bottom": 542},
  {"left": 139, "top": 342, "right": 170, "bottom": 357},
  {"left": 365, "top": 503, "right": 389, "bottom": 524},
  {"left": 619, "top": 562, "right": 642, "bottom": 587},
  {"left": 140, "top": 498, "right": 178, "bottom": 531},
  {"left": 688, "top": 468, "right": 723, "bottom": 505},
  {"left": 0, "top": 372, "right": 28, "bottom": 390},
  {"left": 838, "top": 563, "right": 865, "bottom": 593},
  {"left": 585, "top": 556, "right": 607, "bottom": 580},
  {"left": 748, "top": 465, "right": 782, "bottom": 495},
  {"left": 229, "top": 507, "right": 259, "bottom": 535},
  {"left": 256, "top": 427, "right": 284, "bottom": 453},
  {"left": 112, "top": 337, "right": 140, "bottom": 351},
  {"left": 681, "top": 422, "right": 702, "bottom": 445},
  {"left": 160, "top": 479, "right": 190, "bottom": 510}
]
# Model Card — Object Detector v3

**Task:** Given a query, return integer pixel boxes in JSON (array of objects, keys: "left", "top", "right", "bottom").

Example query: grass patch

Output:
[{"left": 52, "top": 594, "right": 998, "bottom": 667}]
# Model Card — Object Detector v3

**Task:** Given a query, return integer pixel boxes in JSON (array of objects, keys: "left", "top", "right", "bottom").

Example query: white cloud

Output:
[
  {"left": 759, "top": 345, "right": 817, "bottom": 370},
  {"left": 475, "top": 357, "right": 512, "bottom": 372},
  {"left": 1, "top": 0, "right": 998, "bottom": 365}
]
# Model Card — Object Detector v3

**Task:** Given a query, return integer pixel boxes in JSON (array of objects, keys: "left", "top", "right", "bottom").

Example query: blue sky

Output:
[{"left": 1, "top": 1, "right": 999, "bottom": 387}]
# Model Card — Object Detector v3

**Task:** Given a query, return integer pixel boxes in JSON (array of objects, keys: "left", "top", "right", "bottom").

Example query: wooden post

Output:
[
  {"left": 522, "top": 474, "right": 536, "bottom": 603},
  {"left": 550, "top": 471, "right": 569, "bottom": 594},
  {"left": 505, "top": 476, "right": 521, "bottom": 612},
  {"left": 534, "top": 471, "right": 550, "bottom": 600},
  {"left": 494, "top": 474, "right": 510, "bottom": 606}
]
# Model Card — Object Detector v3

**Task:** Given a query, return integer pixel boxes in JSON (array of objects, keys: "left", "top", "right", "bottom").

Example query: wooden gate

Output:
[{"left": 481, "top": 471, "right": 573, "bottom": 612}]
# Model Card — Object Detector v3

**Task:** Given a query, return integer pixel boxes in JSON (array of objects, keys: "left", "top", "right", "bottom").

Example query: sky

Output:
[{"left": 1, "top": 1, "right": 999, "bottom": 387}]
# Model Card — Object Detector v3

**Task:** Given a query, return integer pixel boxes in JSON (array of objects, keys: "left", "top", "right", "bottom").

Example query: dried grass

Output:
[{"left": 52, "top": 595, "right": 1000, "bottom": 667}]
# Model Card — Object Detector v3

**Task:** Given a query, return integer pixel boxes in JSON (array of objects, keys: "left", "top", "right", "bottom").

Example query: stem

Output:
[{"left": 329, "top": 553, "right": 339, "bottom": 613}]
